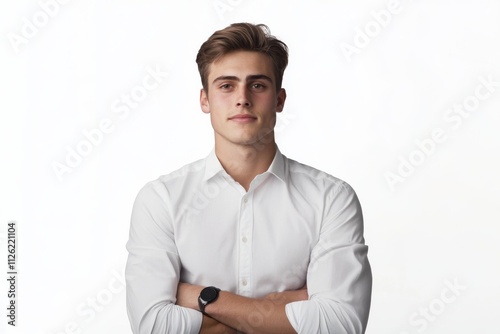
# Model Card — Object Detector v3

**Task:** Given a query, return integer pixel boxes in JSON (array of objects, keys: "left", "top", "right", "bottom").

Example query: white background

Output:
[{"left": 1, "top": 0, "right": 499, "bottom": 333}]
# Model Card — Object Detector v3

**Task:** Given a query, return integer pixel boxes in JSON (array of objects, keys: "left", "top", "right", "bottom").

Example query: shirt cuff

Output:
[
  {"left": 284, "top": 301, "right": 302, "bottom": 333},
  {"left": 186, "top": 307, "right": 203, "bottom": 334}
]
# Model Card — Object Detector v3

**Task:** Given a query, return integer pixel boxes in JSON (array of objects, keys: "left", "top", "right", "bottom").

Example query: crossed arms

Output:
[
  {"left": 125, "top": 180, "right": 372, "bottom": 334},
  {"left": 175, "top": 282, "right": 308, "bottom": 333}
]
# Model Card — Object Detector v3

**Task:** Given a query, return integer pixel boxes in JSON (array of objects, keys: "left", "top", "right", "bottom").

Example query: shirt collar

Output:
[
  {"left": 203, "top": 146, "right": 286, "bottom": 183},
  {"left": 203, "top": 149, "right": 226, "bottom": 182},
  {"left": 267, "top": 146, "right": 286, "bottom": 183}
]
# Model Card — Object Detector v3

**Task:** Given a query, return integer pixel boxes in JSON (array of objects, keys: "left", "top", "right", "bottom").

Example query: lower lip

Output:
[{"left": 229, "top": 117, "right": 257, "bottom": 123}]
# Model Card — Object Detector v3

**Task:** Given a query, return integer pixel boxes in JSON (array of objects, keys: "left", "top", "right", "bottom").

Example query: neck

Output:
[{"left": 215, "top": 138, "right": 277, "bottom": 192}]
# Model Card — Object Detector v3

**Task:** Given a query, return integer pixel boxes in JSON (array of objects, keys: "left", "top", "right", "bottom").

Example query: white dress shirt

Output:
[{"left": 125, "top": 147, "right": 372, "bottom": 334}]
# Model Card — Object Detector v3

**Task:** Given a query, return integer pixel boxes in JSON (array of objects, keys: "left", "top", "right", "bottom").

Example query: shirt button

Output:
[
  {"left": 242, "top": 236, "right": 248, "bottom": 243},
  {"left": 243, "top": 198, "right": 248, "bottom": 203},
  {"left": 242, "top": 279, "right": 248, "bottom": 286}
]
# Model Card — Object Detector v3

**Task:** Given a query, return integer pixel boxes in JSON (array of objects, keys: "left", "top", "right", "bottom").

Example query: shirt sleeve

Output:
[
  {"left": 125, "top": 181, "right": 203, "bottom": 334},
  {"left": 285, "top": 182, "right": 372, "bottom": 334}
]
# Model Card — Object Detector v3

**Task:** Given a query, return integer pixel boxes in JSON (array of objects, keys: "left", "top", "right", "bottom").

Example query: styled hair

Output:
[{"left": 196, "top": 23, "right": 288, "bottom": 92}]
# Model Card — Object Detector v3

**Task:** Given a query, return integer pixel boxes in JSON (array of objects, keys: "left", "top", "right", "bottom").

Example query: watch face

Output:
[{"left": 201, "top": 287, "right": 218, "bottom": 302}]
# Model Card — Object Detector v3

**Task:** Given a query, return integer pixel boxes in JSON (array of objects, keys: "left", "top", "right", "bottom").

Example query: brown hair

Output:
[{"left": 196, "top": 23, "right": 288, "bottom": 92}]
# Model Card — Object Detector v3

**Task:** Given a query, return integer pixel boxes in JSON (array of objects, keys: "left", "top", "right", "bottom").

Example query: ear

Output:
[
  {"left": 276, "top": 88, "right": 286, "bottom": 113},
  {"left": 200, "top": 88, "right": 210, "bottom": 114}
]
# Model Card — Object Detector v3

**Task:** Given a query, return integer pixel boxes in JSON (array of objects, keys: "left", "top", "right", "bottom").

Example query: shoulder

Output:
[
  {"left": 158, "top": 157, "right": 206, "bottom": 186},
  {"left": 137, "top": 157, "right": 206, "bottom": 199},
  {"left": 284, "top": 155, "right": 354, "bottom": 197}
]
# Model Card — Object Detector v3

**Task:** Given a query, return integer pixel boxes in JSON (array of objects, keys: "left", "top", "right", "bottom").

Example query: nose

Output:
[{"left": 236, "top": 87, "right": 251, "bottom": 108}]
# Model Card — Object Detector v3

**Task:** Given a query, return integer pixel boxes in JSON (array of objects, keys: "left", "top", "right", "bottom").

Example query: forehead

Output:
[{"left": 207, "top": 50, "right": 275, "bottom": 82}]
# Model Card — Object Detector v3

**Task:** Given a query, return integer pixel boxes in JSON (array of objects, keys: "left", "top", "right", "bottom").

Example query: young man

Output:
[{"left": 126, "top": 23, "right": 372, "bottom": 334}]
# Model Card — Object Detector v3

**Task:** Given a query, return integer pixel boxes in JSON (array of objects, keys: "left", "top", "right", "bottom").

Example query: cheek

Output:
[
  {"left": 209, "top": 94, "right": 232, "bottom": 109},
  {"left": 254, "top": 93, "right": 277, "bottom": 106}
]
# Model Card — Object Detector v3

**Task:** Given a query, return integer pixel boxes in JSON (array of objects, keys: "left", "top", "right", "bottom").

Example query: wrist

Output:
[{"left": 198, "top": 286, "right": 221, "bottom": 315}]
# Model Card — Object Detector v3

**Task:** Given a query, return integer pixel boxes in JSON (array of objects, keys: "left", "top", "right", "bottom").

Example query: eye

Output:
[
  {"left": 251, "top": 83, "right": 266, "bottom": 90},
  {"left": 219, "top": 83, "right": 232, "bottom": 90}
]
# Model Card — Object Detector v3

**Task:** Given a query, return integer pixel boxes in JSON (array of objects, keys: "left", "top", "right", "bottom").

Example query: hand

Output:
[{"left": 264, "top": 284, "right": 308, "bottom": 304}]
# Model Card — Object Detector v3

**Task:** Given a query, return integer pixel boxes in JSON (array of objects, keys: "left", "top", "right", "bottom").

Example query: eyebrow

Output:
[{"left": 212, "top": 74, "right": 273, "bottom": 84}]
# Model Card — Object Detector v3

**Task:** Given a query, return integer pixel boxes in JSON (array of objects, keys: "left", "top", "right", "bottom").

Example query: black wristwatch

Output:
[{"left": 198, "top": 286, "right": 220, "bottom": 315}]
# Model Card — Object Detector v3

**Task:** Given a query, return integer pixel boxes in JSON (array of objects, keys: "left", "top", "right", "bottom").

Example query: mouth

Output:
[{"left": 228, "top": 114, "right": 257, "bottom": 123}]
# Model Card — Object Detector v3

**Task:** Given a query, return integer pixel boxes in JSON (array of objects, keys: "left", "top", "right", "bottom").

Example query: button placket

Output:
[{"left": 238, "top": 193, "right": 253, "bottom": 297}]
